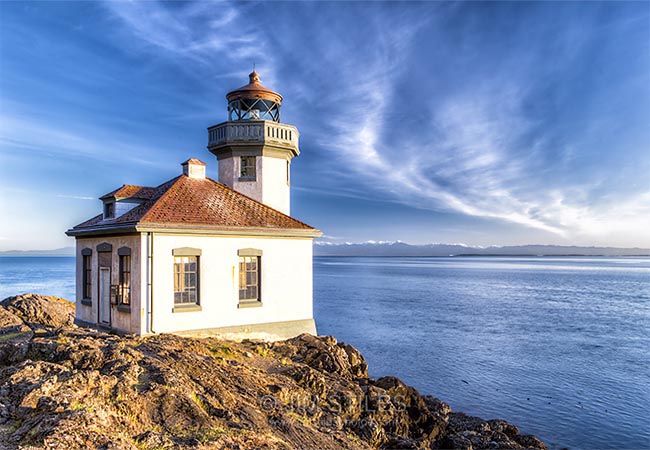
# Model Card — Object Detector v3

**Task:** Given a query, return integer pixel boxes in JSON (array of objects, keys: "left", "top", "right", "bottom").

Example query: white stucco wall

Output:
[
  {"left": 231, "top": 157, "right": 264, "bottom": 203},
  {"left": 217, "top": 157, "right": 236, "bottom": 188},
  {"left": 149, "top": 233, "right": 313, "bottom": 334},
  {"left": 261, "top": 156, "right": 290, "bottom": 215},
  {"left": 218, "top": 156, "right": 291, "bottom": 215}
]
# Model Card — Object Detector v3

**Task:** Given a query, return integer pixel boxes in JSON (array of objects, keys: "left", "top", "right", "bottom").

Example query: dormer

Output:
[
  {"left": 99, "top": 185, "right": 155, "bottom": 220},
  {"left": 103, "top": 200, "right": 115, "bottom": 219}
]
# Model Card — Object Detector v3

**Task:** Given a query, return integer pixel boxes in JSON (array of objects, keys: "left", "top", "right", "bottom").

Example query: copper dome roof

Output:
[{"left": 226, "top": 71, "right": 282, "bottom": 104}]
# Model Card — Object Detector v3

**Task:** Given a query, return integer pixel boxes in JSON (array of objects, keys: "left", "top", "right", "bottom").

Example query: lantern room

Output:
[{"left": 226, "top": 71, "right": 282, "bottom": 122}]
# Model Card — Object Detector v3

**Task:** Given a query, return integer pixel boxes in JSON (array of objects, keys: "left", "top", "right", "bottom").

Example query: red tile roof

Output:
[
  {"left": 99, "top": 185, "right": 156, "bottom": 200},
  {"left": 69, "top": 175, "right": 319, "bottom": 236}
]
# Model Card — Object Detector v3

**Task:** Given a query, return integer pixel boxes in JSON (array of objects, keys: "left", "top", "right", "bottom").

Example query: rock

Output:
[
  {"left": 488, "top": 419, "right": 520, "bottom": 438},
  {"left": 369, "top": 376, "right": 447, "bottom": 445},
  {"left": 0, "top": 307, "right": 25, "bottom": 333},
  {"left": 0, "top": 294, "right": 549, "bottom": 450},
  {"left": 516, "top": 434, "right": 548, "bottom": 449},
  {"left": 277, "top": 333, "right": 369, "bottom": 379},
  {"left": 134, "top": 431, "right": 174, "bottom": 449},
  {"left": 444, "top": 413, "right": 547, "bottom": 450},
  {"left": 423, "top": 395, "right": 452, "bottom": 419},
  {"left": 339, "top": 342, "right": 369, "bottom": 378},
  {"left": 1, "top": 293, "right": 74, "bottom": 329}
]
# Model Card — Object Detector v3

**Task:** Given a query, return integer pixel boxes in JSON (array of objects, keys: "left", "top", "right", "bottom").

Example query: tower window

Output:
[{"left": 240, "top": 156, "right": 256, "bottom": 181}]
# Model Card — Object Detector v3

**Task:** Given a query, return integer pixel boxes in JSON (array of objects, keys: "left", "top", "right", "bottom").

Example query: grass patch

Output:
[
  {"left": 189, "top": 392, "right": 209, "bottom": 413},
  {"left": 287, "top": 411, "right": 309, "bottom": 425},
  {"left": 196, "top": 425, "right": 226, "bottom": 442},
  {"left": 0, "top": 331, "right": 28, "bottom": 342},
  {"left": 208, "top": 344, "right": 233, "bottom": 357},
  {"left": 168, "top": 424, "right": 226, "bottom": 443},
  {"left": 69, "top": 401, "right": 85, "bottom": 411}
]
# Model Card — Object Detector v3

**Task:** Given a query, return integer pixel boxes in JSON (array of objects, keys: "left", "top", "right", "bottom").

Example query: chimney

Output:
[{"left": 181, "top": 158, "right": 206, "bottom": 179}]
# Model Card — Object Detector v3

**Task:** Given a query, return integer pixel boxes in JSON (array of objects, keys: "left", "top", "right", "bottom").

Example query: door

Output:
[{"left": 99, "top": 267, "right": 111, "bottom": 325}]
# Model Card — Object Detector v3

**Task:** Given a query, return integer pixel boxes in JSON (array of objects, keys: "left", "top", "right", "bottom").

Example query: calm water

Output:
[
  {"left": 314, "top": 257, "right": 650, "bottom": 450},
  {"left": 1, "top": 256, "right": 649, "bottom": 449},
  {"left": 0, "top": 257, "right": 75, "bottom": 300}
]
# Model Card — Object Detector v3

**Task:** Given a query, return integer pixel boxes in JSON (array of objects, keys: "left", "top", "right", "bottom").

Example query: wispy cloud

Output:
[
  {"left": 104, "top": 1, "right": 277, "bottom": 85},
  {"left": 4, "top": 1, "right": 646, "bottom": 247},
  {"left": 55, "top": 194, "right": 95, "bottom": 201},
  {"left": 0, "top": 114, "right": 169, "bottom": 169},
  {"left": 103, "top": 1, "right": 649, "bottom": 245},
  {"left": 303, "top": 5, "right": 650, "bottom": 244}
]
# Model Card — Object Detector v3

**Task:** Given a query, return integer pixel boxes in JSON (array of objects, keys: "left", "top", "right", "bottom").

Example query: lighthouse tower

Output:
[{"left": 207, "top": 71, "right": 299, "bottom": 215}]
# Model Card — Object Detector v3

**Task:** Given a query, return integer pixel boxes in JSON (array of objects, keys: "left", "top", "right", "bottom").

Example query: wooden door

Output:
[{"left": 99, "top": 267, "right": 111, "bottom": 325}]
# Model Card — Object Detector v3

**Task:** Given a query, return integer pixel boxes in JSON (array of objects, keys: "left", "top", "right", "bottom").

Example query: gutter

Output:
[
  {"left": 66, "top": 224, "right": 321, "bottom": 239},
  {"left": 136, "top": 224, "right": 322, "bottom": 238},
  {"left": 146, "top": 231, "right": 155, "bottom": 334},
  {"left": 65, "top": 224, "right": 138, "bottom": 237}
]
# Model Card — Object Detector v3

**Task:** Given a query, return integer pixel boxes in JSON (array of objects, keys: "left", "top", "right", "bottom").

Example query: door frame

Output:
[{"left": 98, "top": 266, "right": 111, "bottom": 326}]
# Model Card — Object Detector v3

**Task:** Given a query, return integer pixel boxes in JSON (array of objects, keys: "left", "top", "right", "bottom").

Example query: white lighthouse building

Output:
[
  {"left": 208, "top": 70, "right": 297, "bottom": 215},
  {"left": 66, "top": 72, "right": 321, "bottom": 340}
]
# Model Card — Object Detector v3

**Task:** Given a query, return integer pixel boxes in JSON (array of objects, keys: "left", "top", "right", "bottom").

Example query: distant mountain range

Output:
[
  {"left": 314, "top": 241, "right": 650, "bottom": 257},
  {"left": 1, "top": 243, "right": 648, "bottom": 257},
  {"left": 0, "top": 247, "right": 75, "bottom": 257}
]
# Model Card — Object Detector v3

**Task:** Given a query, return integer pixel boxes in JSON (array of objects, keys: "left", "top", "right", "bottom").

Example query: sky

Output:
[{"left": 0, "top": 1, "right": 649, "bottom": 250}]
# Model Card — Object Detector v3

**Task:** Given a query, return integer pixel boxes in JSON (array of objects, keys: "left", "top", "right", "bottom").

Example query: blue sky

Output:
[{"left": 1, "top": 1, "right": 649, "bottom": 250}]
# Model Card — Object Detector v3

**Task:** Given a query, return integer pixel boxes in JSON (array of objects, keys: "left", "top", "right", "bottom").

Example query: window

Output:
[
  {"left": 239, "top": 255, "right": 261, "bottom": 302},
  {"left": 240, "top": 156, "right": 256, "bottom": 180},
  {"left": 286, "top": 160, "right": 290, "bottom": 186},
  {"left": 104, "top": 202, "right": 115, "bottom": 219},
  {"left": 82, "top": 252, "right": 92, "bottom": 300},
  {"left": 174, "top": 256, "right": 199, "bottom": 305},
  {"left": 118, "top": 254, "right": 131, "bottom": 305}
]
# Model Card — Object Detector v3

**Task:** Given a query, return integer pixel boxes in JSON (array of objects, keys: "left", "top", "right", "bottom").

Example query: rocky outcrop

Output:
[
  {"left": 0, "top": 294, "right": 547, "bottom": 450},
  {"left": 1, "top": 293, "right": 74, "bottom": 329}
]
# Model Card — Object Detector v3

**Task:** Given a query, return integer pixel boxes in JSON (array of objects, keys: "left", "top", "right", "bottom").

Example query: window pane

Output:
[
  {"left": 239, "top": 261, "right": 246, "bottom": 287},
  {"left": 174, "top": 255, "right": 199, "bottom": 305},
  {"left": 238, "top": 254, "right": 260, "bottom": 301}
]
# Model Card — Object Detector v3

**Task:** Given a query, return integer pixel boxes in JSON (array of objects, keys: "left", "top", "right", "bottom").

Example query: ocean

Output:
[{"left": 1, "top": 255, "right": 649, "bottom": 449}]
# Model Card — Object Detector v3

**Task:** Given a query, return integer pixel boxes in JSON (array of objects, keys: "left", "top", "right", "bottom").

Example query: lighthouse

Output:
[{"left": 207, "top": 71, "right": 299, "bottom": 215}]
